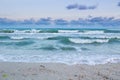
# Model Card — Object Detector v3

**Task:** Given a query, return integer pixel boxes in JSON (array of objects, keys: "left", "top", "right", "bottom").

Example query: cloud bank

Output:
[
  {"left": 66, "top": 4, "right": 97, "bottom": 10},
  {"left": 36, "top": 18, "right": 51, "bottom": 25},
  {"left": 54, "top": 19, "right": 69, "bottom": 25},
  {"left": 0, "top": 17, "right": 120, "bottom": 26}
]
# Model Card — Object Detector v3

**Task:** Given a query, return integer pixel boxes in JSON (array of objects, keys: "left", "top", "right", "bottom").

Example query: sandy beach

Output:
[{"left": 0, "top": 62, "right": 120, "bottom": 80}]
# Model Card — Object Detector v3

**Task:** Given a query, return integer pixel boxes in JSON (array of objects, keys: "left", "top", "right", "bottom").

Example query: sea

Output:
[{"left": 0, "top": 25, "right": 120, "bottom": 65}]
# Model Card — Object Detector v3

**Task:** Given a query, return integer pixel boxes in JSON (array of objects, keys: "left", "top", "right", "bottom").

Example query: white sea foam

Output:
[
  {"left": 84, "top": 30, "right": 104, "bottom": 34},
  {"left": 58, "top": 30, "right": 79, "bottom": 33},
  {"left": 69, "top": 38, "right": 109, "bottom": 44},
  {"left": 105, "top": 58, "right": 120, "bottom": 63},
  {"left": 84, "top": 35, "right": 120, "bottom": 39},
  {"left": 30, "top": 29, "right": 40, "bottom": 33},
  {"left": 10, "top": 36, "right": 24, "bottom": 40},
  {"left": 14, "top": 29, "right": 41, "bottom": 33},
  {"left": 36, "top": 37, "right": 51, "bottom": 40},
  {"left": 1, "top": 54, "right": 120, "bottom": 65},
  {"left": 0, "top": 55, "right": 6, "bottom": 61},
  {"left": 14, "top": 30, "right": 26, "bottom": 33}
]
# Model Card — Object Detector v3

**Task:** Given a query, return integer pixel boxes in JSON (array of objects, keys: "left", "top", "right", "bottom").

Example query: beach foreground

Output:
[{"left": 0, "top": 62, "right": 120, "bottom": 80}]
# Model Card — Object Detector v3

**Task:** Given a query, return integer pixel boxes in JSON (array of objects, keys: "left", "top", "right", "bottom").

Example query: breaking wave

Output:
[
  {"left": 58, "top": 30, "right": 79, "bottom": 33},
  {"left": 83, "top": 30, "right": 104, "bottom": 34},
  {"left": 69, "top": 38, "right": 109, "bottom": 44}
]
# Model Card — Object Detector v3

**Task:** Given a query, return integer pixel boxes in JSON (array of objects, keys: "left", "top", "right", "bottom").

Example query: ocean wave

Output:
[
  {"left": 36, "top": 36, "right": 58, "bottom": 40},
  {"left": 0, "top": 36, "right": 10, "bottom": 39},
  {"left": 109, "top": 38, "right": 120, "bottom": 43},
  {"left": 35, "top": 45, "right": 76, "bottom": 51},
  {"left": 60, "top": 46, "right": 76, "bottom": 51},
  {"left": 58, "top": 30, "right": 105, "bottom": 34},
  {"left": 58, "top": 30, "right": 79, "bottom": 33},
  {"left": 86, "top": 36, "right": 120, "bottom": 39},
  {"left": 78, "top": 35, "right": 120, "bottom": 41},
  {"left": 46, "top": 36, "right": 120, "bottom": 44},
  {"left": 10, "top": 36, "right": 25, "bottom": 40},
  {"left": 1, "top": 35, "right": 120, "bottom": 45},
  {"left": 10, "top": 36, "right": 47, "bottom": 40},
  {"left": 0, "top": 30, "right": 14, "bottom": 33},
  {"left": 1, "top": 34, "right": 120, "bottom": 41},
  {"left": 9, "top": 35, "right": 57, "bottom": 40},
  {"left": 14, "top": 40, "right": 35, "bottom": 46},
  {"left": 39, "top": 46, "right": 58, "bottom": 50},
  {"left": 0, "top": 29, "right": 58, "bottom": 33},
  {"left": 14, "top": 29, "right": 41, "bottom": 33},
  {"left": 69, "top": 38, "right": 109, "bottom": 44},
  {"left": 0, "top": 40, "right": 34, "bottom": 46},
  {"left": 104, "top": 29, "right": 120, "bottom": 33},
  {"left": 59, "top": 37, "right": 72, "bottom": 44},
  {"left": 1, "top": 29, "right": 120, "bottom": 34},
  {"left": 83, "top": 30, "right": 104, "bottom": 34},
  {"left": 46, "top": 36, "right": 67, "bottom": 40},
  {"left": 40, "top": 30, "right": 58, "bottom": 33}
]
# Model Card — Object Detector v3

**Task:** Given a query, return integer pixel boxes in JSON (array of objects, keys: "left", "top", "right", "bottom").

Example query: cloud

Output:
[
  {"left": 36, "top": 18, "right": 51, "bottom": 25},
  {"left": 88, "top": 5, "right": 97, "bottom": 9},
  {"left": 22, "top": 18, "right": 35, "bottom": 24},
  {"left": 69, "top": 17, "right": 120, "bottom": 26},
  {"left": 0, "top": 18, "right": 17, "bottom": 24},
  {"left": 54, "top": 19, "right": 69, "bottom": 25},
  {"left": 118, "top": 2, "right": 120, "bottom": 6},
  {"left": 66, "top": 4, "right": 97, "bottom": 10},
  {"left": 78, "top": 5, "right": 87, "bottom": 10},
  {"left": 0, "top": 17, "right": 120, "bottom": 26},
  {"left": 66, "top": 4, "right": 78, "bottom": 9}
]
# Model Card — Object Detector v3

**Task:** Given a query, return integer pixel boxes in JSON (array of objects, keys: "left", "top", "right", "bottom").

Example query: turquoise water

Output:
[{"left": 0, "top": 28, "right": 120, "bottom": 65}]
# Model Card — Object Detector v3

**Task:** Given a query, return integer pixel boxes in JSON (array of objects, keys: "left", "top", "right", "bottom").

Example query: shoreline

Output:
[{"left": 0, "top": 62, "right": 120, "bottom": 80}]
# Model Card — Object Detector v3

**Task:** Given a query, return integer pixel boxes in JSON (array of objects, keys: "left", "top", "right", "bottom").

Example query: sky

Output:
[{"left": 0, "top": 0, "right": 120, "bottom": 20}]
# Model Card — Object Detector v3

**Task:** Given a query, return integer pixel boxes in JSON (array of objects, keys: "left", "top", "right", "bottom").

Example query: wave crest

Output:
[
  {"left": 69, "top": 38, "right": 109, "bottom": 44},
  {"left": 58, "top": 30, "right": 79, "bottom": 33},
  {"left": 84, "top": 31, "right": 104, "bottom": 34}
]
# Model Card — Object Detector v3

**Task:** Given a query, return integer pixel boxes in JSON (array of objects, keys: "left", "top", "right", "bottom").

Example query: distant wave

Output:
[
  {"left": 83, "top": 30, "right": 104, "bottom": 34},
  {"left": 0, "top": 36, "right": 10, "bottom": 39},
  {"left": 1, "top": 35, "right": 120, "bottom": 45},
  {"left": 37, "top": 46, "right": 76, "bottom": 51},
  {"left": 10, "top": 36, "right": 49, "bottom": 40},
  {"left": 58, "top": 30, "right": 79, "bottom": 33},
  {"left": 78, "top": 35, "right": 120, "bottom": 40},
  {"left": 10, "top": 36, "right": 25, "bottom": 40},
  {"left": 0, "top": 29, "right": 14, "bottom": 33},
  {"left": 14, "top": 29, "right": 41, "bottom": 33},
  {"left": 104, "top": 29, "right": 120, "bottom": 33},
  {"left": 1, "top": 29, "right": 120, "bottom": 34},
  {"left": 68, "top": 38, "right": 120, "bottom": 44},
  {"left": 38, "top": 46, "right": 58, "bottom": 50},
  {"left": 0, "top": 40, "right": 34, "bottom": 46}
]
